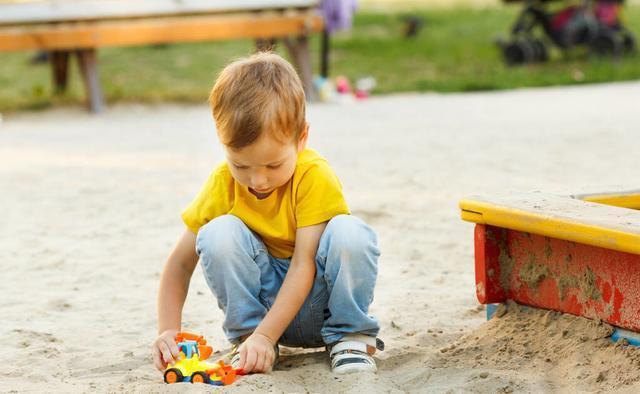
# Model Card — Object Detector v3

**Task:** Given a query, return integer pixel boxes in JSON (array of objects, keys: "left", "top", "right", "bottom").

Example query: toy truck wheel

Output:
[
  {"left": 164, "top": 368, "right": 183, "bottom": 384},
  {"left": 190, "top": 372, "right": 210, "bottom": 384}
]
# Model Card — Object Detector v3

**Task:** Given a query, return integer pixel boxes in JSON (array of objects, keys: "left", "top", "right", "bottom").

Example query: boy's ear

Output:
[{"left": 297, "top": 124, "right": 309, "bottom": 151}]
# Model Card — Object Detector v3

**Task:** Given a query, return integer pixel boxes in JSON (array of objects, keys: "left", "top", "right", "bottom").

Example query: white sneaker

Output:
[{"left": 329, "top": 334, "right": 380, "bottom": 374}]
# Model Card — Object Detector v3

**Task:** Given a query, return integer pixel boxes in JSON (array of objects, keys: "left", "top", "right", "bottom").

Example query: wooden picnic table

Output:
[{"left": 0, "top": 0, "right": 325, "bottom": 112}]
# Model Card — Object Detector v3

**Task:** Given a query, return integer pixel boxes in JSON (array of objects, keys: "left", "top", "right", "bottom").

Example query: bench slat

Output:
[
  {"left": 0, "top": 12, "right": 323, "bottom": 51},
  {"left": 0, "top": 0, "right": 319, "bottom": 25}
]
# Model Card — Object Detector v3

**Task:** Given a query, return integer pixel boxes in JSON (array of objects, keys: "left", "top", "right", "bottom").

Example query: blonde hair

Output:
[{"left": 209, "top": 52, "right": 306, "bottom": 149}]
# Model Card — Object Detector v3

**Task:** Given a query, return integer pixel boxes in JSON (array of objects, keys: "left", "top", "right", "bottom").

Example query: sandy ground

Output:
[{"left": 2, "top": 81, "right": 640, "bottom": 393}]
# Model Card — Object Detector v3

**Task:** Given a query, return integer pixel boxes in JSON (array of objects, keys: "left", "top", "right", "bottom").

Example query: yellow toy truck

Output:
[{"left": 163, "top": 332, "right": 239, "bottom": 386}]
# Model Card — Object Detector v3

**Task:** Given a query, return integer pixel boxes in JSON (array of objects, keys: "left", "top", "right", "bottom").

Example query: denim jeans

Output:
[{"left": 196, "top": 214, "right": 380, "bottom": 347}]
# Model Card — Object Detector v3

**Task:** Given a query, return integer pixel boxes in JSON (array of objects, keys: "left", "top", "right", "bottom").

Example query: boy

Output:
[{"left": 152, "top": 52, "right": 382, "bottom": 375}]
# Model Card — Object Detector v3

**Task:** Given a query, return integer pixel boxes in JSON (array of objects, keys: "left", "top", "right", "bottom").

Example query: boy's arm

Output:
[
  {"left": 153, "top": 228, "right": 199, "bottom": 370},
  {"left": 256, "top": 222, "right": 326, "bottom": 341},
  {"left": 157, "top": 228, "right": 199, "bottom": 332},
  {"left": 239, "top": 222, "right": 326, "bottom": 372}
]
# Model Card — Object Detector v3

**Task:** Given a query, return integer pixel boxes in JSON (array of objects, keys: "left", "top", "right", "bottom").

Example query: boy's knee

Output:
[
  {"left": 196, "top": 215, "right": 247, "bottom": 259},
  {"left": 323, "top": 215, "right": 379, "bottom": 260}
]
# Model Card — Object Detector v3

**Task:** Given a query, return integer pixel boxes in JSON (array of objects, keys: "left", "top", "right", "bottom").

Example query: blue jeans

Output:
[{"left": 196, "top": 214, "right": 380, "bottom": 347}]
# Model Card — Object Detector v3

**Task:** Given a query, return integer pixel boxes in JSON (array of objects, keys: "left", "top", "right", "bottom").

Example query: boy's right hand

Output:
[
  {"left": 152, "top": 329, "right": 181, "bottom": 371},
  {"left": 237, "top": 332, "right": 277, "bottom": 374}
]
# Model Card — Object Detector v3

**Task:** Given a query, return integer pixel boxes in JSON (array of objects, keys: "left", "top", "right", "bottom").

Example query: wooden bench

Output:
[
  {"left": 459, "top": 190, "right": 640, "bottom": 335},
  {"left": 0, "top": 0, "right": 325, "bottom": 112}
]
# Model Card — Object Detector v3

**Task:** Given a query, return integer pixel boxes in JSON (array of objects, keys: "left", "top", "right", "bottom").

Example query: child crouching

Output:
[{"left": 152, "top": 52, "right": 382, "bottom": 375}]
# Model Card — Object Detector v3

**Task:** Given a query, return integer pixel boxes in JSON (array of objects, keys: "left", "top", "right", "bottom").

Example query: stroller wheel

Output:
[
  {"left": 503, "top": 38, "right": 536, "bottom": 65},
  {"left": 530, "top": 38, "right": 548, "bottom": 62},
  {"left": 503, "top": 37, "right": 547, "bottom": 65},
  {"left": 622, "top": 32, "right": 636, "bottom": 54},
  {"left": 590, "top": 30, "right": 623, "bottom": 57}
]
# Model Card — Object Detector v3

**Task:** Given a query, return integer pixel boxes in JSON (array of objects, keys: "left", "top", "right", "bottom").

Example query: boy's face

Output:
[{"left": 225, "top": 128, "right": 308, "bottom": 198}]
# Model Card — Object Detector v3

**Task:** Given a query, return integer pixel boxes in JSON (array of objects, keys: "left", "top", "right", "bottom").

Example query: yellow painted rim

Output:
[
  {"left": 459, "top": 198, "right": 640, "bottom": 255},
  {"left": 578, "top": 192, "right": 640, "bottom": 210}
]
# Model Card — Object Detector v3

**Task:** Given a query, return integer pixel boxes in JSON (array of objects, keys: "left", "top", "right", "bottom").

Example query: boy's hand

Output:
[
  {"left": 238, "top": 332, "right": 277, "bottom": 374},
  {"left": 152, "top": 329, "right": 181, "bottom": 371}
]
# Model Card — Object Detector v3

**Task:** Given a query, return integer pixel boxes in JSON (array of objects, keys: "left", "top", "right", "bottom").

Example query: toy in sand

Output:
[{"left": 163, "top": 332, "right": 241, "bottom": 386}]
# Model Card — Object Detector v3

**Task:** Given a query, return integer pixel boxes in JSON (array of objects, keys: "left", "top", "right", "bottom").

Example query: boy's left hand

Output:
[{"left": 238, "top": 332, "right": 277, "bottom": 374}]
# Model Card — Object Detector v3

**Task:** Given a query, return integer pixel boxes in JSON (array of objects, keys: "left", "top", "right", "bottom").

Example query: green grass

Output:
[{"left": 1, "top": 6, "right": 639, "bottom": 111}]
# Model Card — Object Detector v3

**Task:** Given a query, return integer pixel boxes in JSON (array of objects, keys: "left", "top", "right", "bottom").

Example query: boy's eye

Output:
[
  {"left": 267, "top": 164, "right": 281, "bottom": 169},
  {"left": 234, "top": 165, "right": 249, "bottom": 170}
]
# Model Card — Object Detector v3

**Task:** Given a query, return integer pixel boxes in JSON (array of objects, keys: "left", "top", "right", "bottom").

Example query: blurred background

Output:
[
  {"left": 2, "top": 2, "right": 640, "bottom": 392},
  {"left": 0, "top": 0, "right": 638, "bottom": 112}
]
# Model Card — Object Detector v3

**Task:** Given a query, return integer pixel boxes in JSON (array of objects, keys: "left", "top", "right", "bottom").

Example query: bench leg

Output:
[
  {"left": 321, "top": 28, "right": 330, "bottom": 78},
  {"left": 50, "top": 51, "right": 70, "bottom": 94},
  {"left": 75, "top": 49, "right": 105, "bottom": 113},
  {"left": 284, "top": 35, "right": 318, "bottom": 101}
]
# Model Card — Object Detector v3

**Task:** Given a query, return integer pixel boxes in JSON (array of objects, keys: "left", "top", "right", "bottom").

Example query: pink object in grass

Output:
[{"left": 335, "top": 76, "right": 351, "bottom": 94}]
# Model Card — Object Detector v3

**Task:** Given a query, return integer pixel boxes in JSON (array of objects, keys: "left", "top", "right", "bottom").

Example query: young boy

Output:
[{"left": 152, "top": 52, "right": 382, "bottom": 375}]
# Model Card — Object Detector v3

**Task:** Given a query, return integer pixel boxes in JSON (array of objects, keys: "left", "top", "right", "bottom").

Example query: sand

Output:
[
  {"left": 1, "top": 81, "right": 640, "bottom": 393},
  {"left": 434, "top": 301, "right": 640, "bottom": 393}
]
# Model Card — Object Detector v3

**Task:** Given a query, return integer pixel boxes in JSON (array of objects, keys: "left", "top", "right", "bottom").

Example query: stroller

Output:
[{"left": 498, "top": 0, "right": 636, "bottom": 65}]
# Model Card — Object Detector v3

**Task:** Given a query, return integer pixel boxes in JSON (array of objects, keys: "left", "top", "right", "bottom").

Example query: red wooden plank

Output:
[
  {"left": 474, "top": 224, "right": 506, "bottom": 304},
  {"left": 474, "top": 224, "right": 640, "bottom": 332}
]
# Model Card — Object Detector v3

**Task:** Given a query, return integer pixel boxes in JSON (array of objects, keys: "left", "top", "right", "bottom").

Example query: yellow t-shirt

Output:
[{"left": 182, "top": 148, "right": 350, "bottom": 258}]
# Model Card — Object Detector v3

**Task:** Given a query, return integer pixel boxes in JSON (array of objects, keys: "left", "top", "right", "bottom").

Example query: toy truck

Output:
[{"left": 163, "top": 332, "right": 239, "bottom": 386}]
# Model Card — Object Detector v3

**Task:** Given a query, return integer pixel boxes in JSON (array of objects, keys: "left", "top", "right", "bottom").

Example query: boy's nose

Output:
[{"left": 250, "top": 173, "right": 268, "bottom": 188}]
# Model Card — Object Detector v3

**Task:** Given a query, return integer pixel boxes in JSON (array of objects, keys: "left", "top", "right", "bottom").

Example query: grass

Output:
[{"left": 0, "top": 5, "right": 639, "bottom": 111}]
